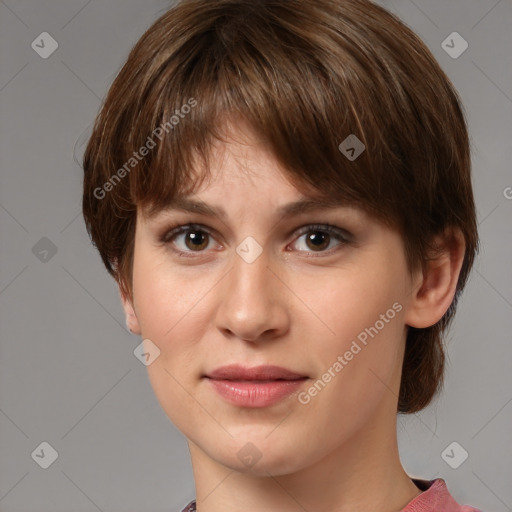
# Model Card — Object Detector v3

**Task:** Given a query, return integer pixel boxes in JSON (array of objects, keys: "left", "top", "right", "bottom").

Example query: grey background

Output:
[{"left": 0, "top": 0, "right": 511, "bottom": 511}]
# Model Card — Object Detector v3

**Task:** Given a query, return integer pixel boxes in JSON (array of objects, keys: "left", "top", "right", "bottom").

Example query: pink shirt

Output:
[
  {"left": 179, "top": 478, "right": 484, "bottom": 512},
  {"left": 401, "top": 478, "right": 483, "bottom": 512}
]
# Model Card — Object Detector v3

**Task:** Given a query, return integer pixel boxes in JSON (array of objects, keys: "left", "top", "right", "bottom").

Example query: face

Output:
[{"left": 123, "top": 122, "right": 419, "bottom": 477}]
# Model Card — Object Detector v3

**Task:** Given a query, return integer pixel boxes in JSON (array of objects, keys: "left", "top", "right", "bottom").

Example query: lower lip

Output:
[{"left": 206, "top": 378, "right": 308, "bottom": 407}]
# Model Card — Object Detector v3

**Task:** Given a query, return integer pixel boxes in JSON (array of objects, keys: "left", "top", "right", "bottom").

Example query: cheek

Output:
[
  {"left": 304, "top": 261, "right": 403, "bottom": 341},
  {"left": 298, "top": 279, "right": 405, "bottom": 440},
  {"left": 300, "top": 261, "right": 406, "bottom": 394},
  {"left": 131, "top": 257, "right": 211, "bottom": 427},
  {"left": 131, "top": 250, "right": 223, "bottom": 387},
  {"left": 132, "top": 249, "right": 209, "bottom": 341}
]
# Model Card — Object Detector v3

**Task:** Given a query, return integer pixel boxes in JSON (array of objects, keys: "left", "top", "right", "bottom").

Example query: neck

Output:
[{"left": 187, "top": 409, "right": 422, "bottom": 512}]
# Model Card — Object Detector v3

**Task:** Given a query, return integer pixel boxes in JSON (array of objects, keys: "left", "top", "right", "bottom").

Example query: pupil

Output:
[
  {"left": 308, "top": 231, "right": 329, "bottom": 250},
  {"left": 187, "top": 231, "right": 207, "bottom": 250}
]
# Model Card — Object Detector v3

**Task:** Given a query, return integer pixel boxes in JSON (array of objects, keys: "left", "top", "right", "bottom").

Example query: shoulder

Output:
[
  {"left": 178, "top": 499, "right": 196, "bottom": 512},
  {"left": 404, "top": 478, "right": 485, "bottom": 512}
]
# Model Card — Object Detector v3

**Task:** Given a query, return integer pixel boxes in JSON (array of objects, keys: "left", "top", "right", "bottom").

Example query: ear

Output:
[
  {"left": 404, "top": 227, "right": 466, "bottom": 329},
  {"left": 119, "top": 286, "right": 141, "bottom": 335}
]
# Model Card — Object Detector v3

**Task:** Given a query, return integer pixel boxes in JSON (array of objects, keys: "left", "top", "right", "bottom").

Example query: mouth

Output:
[
  {"left": 204, "top": 364, "right": 308, "bottom": 382},
  {"left": 202, "top": 364, "right": 309, "bottom": 407},
  {"left": 204, "top": 376, "right": 309, "bottom": 408}
]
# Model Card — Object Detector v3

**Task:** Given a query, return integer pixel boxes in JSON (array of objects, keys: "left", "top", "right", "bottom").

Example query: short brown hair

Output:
[{"left": 82, "top": 0, "right": 479, "bottom": 413}]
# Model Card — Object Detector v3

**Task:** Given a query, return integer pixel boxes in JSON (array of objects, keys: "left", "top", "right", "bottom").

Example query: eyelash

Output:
[{"left": 159, "top": 222, "right": 351, "bottom": 258}]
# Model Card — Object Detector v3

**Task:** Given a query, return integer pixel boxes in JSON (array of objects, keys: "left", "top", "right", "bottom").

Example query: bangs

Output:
[{"left": 109, "top": 0, "right": 420, "bottom": 227}]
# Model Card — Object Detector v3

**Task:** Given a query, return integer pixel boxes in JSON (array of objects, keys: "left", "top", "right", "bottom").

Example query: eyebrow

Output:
[{"left": 157, "top": 196, "right": 347, "bottom": 221}]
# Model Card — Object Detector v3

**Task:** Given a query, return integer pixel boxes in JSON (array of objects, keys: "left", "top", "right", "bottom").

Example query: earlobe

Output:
[
  {"left": 119, "top": 287, "right": 142, "bottom": 335},
  {"left": 404, "top": 228, "right": 466, "bottom": 329}
]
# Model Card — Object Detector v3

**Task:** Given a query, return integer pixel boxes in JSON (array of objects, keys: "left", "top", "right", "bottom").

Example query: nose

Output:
[{"left": 214, "top": 245, "right": 290, "bottom": 343}]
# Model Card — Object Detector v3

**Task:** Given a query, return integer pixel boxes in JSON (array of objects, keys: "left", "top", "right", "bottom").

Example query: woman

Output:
[{"left": 82, "top": 1, "right": 481, "bottom": 510}]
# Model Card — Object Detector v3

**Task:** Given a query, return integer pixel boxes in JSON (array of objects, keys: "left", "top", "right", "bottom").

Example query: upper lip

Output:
[{"left": 204, "top": 364, "right": 308, "bottom": 381}]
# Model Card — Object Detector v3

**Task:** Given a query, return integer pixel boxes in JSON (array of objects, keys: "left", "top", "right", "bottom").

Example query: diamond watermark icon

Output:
[
  {"left": 237, "top": 442, "right": 263, "bottom": 468},
  {"left": 338, "top": 134, "right": 365, "bottom": 161},
  {"left": 32, "top": 237, "right": 58, "bottom": 263},
  {"left": 441, "top": 32, "right": 468, "bottom": 59},
  {"left": 134, "top": 338, "right": 161, "bottom": 366},
  {"left": 236, "top": 236, "right": 263, "bottom": 264},
  {"left": 441, "top": 441, "right": 468, "bottom": 469},
  {"left": 31, "top": 32, "right": 59, "bottom": 59},
  {"left": 31, "top": 441, "right": 58, "bottom": 469}
]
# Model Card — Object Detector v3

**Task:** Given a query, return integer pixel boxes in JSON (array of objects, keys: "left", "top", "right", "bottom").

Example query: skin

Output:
[{"left": 121, "top": 120, "right": 466, "bottom": 512}]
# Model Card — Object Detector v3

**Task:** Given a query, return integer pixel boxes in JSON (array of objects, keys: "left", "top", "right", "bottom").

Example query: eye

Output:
[
  {"left": 160, "top": 223, "right": 217, "bottom": 256},
  {"left": 160, "top": 222, "right": 351, "bottom": 257},
  {"left": 289, "top": 224, "right": 350, "bottom": 255}
]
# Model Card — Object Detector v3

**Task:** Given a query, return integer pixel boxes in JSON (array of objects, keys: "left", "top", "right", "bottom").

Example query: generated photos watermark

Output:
[
  {"left": 93, "top": 97, "right": 197, "bottom": 200},
  {"left": 297, "top": 301, "right": 403, "bottom": 404}
]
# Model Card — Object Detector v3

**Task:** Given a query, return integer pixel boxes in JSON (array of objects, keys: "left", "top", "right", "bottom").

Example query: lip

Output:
[
  {"left": 204, "top": 364, "right": 307, "bottom": 381},
  {"left": 204, "top": 364, "right": 309, "bottom": 408}
]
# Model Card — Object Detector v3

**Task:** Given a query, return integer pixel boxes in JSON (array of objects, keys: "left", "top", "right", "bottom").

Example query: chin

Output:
[{"left": 209, "top": 434, "right": 314, "bottom": 477}]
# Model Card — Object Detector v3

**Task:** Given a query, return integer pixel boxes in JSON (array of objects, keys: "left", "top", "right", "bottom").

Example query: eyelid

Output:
[
  {"left": 292, "top": 223, "right": 352, "bottom": 242},
  {"left": 160, "top": 223, "right": 217, "bottom": 244}
]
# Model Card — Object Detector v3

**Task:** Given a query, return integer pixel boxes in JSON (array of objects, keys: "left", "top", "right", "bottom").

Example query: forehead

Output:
[
  {"left": 140, "top": 120, "right": 355, "bottom": 220},
  {"left": 135, "top": 114, "right": 382, "bottom": 230}
]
